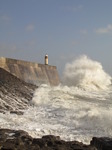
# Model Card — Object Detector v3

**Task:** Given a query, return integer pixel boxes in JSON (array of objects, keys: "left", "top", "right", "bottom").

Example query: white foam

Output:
[
  {"left": 63, "top": 55, "right": 111, "bottom": 90},
  {"left": 0, "top": 83, "right": 112, "bottom": 144}
]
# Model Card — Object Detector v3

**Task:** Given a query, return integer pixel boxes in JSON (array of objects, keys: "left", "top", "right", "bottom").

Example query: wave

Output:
[
  {"left": 30, "top": 83, "right": 112, "bottom": 144},
  {"left": 63, "top": 55, "right": 111, "bottom": 91}
]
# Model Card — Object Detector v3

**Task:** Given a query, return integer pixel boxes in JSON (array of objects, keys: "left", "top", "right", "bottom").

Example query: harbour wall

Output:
[{"left": 0, "top": 57, "right": 60, "bottom": 86}]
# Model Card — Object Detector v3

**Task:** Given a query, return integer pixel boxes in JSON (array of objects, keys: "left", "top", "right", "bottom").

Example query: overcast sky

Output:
[{"left": 0, "top": 0, "right": 112, "bottom": 76}]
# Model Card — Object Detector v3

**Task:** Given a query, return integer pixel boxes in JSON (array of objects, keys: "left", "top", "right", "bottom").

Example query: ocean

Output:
[{"left": 0, "top": 55, "right": 112, "bottom": 144}]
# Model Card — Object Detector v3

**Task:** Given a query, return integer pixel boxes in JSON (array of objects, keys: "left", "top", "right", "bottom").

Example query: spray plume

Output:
[{"left": 63, "top": 55, "right": 111, "bottom": 90}]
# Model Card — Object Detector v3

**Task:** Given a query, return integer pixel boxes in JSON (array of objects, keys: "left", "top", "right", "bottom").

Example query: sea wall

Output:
[{"left": 0, "top": 57, "right": 60, "bottom": 86}]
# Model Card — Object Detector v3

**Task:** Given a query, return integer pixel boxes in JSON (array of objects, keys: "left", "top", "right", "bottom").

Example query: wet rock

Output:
[
  {"left": 0, "top": 129, "right": 96, "bottom": 150},
  {"left": 0, "top": 68, "right": 37, "bottom": 112},
  {"left": 10, "top": 110, "right": 24, "bottom": 115},
  {"left": 91, "top": 137, "right": 112, "bottom": 150}
]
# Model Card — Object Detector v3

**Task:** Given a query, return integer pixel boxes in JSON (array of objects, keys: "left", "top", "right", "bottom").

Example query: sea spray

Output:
[
  {"left": 63, "top": 55, "right": 111, "bottom": 90},
  {"left": 27, "top": 82, "right": 112, "bottom": 144}
]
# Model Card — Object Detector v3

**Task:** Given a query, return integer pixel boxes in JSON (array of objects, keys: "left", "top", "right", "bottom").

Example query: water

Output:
[
  {"left": 63, "top": 55, "right": 111, "bottom": 90},
  {"left": 0, "top": 55, "right": 112, "bottom": 144}
]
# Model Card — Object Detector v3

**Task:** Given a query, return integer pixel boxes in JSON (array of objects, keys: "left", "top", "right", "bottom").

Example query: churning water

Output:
[{"left": 0, "top": 55, "right": 112, "bottom": 144}]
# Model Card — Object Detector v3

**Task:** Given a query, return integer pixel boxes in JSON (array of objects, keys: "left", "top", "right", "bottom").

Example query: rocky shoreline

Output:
[
  {"left": 0, "top": 128, "right": 112, "bottom": 150},
  {"left": 0, "top": 128, "right": 96, "bottom": 150}
]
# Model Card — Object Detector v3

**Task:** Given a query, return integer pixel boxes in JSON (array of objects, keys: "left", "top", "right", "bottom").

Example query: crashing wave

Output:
[{"left": 63, "top": 55, "right": 111, "bottom": 90}]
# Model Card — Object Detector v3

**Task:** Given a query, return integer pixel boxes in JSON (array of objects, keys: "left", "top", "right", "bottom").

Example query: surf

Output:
[{"left": 63, "top": 55, "right": 111, "bottom": 91}]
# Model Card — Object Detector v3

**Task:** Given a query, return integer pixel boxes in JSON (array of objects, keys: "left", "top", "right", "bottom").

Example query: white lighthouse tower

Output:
[{"left": 45, "top": 54, "right": 48, "bottom": 65}]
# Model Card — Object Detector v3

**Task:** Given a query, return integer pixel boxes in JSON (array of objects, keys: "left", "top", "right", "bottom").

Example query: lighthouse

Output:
[{"left": 45, "top": 54, "right": 48, "bottom": 65}]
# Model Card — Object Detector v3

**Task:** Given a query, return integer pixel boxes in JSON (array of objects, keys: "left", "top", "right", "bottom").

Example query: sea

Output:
[{"left": 0, "top": 55, "right": 112, "bottom": 144}]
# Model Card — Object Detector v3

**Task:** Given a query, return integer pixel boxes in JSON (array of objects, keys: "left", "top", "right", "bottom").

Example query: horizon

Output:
[{"left": 0, "top": 0, "right": 112, "bottom": 76}]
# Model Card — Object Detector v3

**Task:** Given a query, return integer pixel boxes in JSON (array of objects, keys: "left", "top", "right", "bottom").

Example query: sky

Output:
[{"left": 0, "top": 0, "right": 112, "bottom": 76}]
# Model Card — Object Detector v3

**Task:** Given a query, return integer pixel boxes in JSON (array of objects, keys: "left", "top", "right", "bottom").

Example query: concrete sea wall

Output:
[{"left": 0, "top": 57, "right": 60, "bottom": 86}]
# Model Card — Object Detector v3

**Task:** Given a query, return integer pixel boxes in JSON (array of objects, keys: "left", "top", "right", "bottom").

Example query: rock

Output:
[
  {"left": 0, "top": 129, "right": 96, "bottom": 150},
  {"left": 0, "top": 68, "right": 37, "bottom": 112},
  {"left": 91, "top": 137, "right": 112, "bottom": 150},
  {"left": 10, "top": 110, "right": 24, "bottom": 115}
]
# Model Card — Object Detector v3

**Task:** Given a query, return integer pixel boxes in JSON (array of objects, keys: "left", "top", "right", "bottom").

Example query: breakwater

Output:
[{"left": 0, "top": 57, "right": 60, "bottom": 86}]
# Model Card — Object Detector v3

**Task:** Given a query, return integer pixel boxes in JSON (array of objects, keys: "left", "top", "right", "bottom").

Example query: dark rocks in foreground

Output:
[
  {"left": 91, "top": 137, "right": 112, "bottom": 150},
  {"left": 0, "top": 129, "right": 96, "bottom": 150},
  {"left": 0, "top": 129, "right": 112, "bottom": 150}
]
